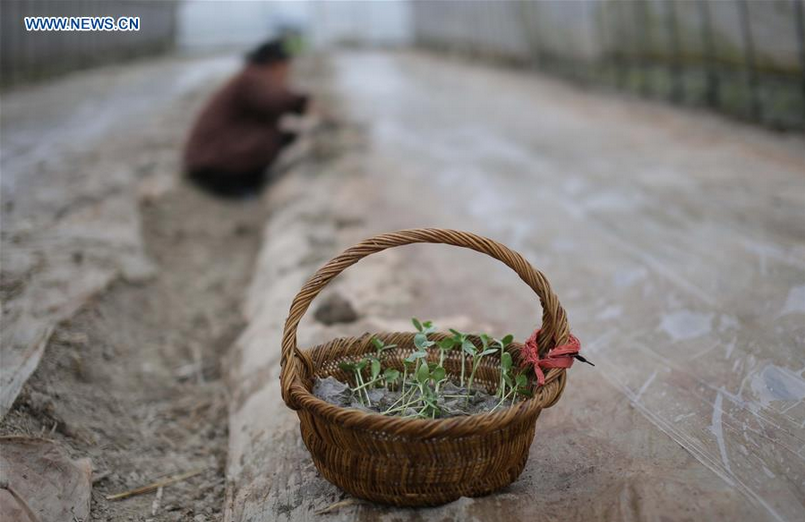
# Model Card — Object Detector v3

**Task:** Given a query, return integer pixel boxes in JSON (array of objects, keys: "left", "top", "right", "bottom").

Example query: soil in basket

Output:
[{"left": 313, "top": 376, "right": 505, "bottom": 418}]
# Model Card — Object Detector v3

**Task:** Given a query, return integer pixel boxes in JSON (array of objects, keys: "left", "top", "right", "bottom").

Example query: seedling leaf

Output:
[
  {"left": 412, "top": 318, "right": 423, "bottom": 332},
  {"left": 416, "top": 363, "right": 430, "bottom": 384},
  {"left": 501, "top": 352, "right": 513, "bottom": 370},
  {"left": 414, "top": 333, "right": 430, "bottom": 349},
  {"left": 438, "top": 338, "right": 456, "bottom": 350},
  {"left": 405, "top": 350, "right": 427, "bottom": 363}
]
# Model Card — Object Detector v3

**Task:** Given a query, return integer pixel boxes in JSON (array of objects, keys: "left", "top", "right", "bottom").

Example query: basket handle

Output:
[{"left": 280, "top": 228, "right": 569, "bottom": 409}]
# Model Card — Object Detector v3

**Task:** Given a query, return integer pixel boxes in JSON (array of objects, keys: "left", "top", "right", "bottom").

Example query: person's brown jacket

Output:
[{"left": 184, "top": 64, "right": 307, "bottom": 175}]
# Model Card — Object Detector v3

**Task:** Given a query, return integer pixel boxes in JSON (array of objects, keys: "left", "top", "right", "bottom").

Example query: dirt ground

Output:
[
  {"left": 1, "top": 55, "right": 266, "bottom": 521},
  {"left": 3, "top": 185, "right": 264, "bottom": 521}
]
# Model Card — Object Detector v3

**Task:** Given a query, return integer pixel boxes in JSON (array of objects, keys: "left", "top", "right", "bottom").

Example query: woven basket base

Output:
[
  {"left": 314, "top": 454, "right": 530, "bottom": 507},
  {"left": 299, "top": 405, "right": 540, "bottom": 507}
]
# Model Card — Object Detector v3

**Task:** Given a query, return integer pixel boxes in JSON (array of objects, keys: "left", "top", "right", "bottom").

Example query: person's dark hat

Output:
[{"left": 246, "top": 39, "right": 289, "bottom": 65}]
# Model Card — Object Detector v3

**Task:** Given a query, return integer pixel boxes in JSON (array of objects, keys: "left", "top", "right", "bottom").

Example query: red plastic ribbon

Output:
[{"left": 521, "top": 329, "right": 582, "bottom": 386}]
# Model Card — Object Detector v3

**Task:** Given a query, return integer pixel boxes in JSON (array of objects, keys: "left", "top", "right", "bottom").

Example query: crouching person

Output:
[{"left": 183, "top": 39, "right": 308, "bottom": 197}]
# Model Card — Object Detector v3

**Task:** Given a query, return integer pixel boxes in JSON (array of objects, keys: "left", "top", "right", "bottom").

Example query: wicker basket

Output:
[{"left": 280, "top": 229, "right": 573, "bottom": 506}]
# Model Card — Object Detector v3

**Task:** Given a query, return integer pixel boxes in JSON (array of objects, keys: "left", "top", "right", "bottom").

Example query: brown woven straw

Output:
[{"left": 280, "top": 228, "right": 572, "bottom": 506}]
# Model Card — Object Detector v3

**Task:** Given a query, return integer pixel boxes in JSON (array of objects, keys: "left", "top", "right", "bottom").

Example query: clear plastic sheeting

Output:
[{"left": 226, "top": 51, "right": 805, "bottom": 521}]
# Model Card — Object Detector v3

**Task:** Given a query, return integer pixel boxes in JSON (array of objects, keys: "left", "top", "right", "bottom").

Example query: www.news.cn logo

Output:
[{"left": 24, "top": 16, "right": 140, "bottom": 32}]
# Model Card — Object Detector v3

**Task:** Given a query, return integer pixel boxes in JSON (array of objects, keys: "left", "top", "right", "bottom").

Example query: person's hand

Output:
[{"left": 280, "top": 109, "right": 326, "bottom": 135}]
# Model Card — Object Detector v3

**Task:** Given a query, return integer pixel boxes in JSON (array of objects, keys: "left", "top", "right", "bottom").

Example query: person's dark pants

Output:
[
  {"left": 187, "top": 132, "right": 297, "bottom": 198},
  {"left": 187, "top": 167, "right": 267, "bottom": 198}
]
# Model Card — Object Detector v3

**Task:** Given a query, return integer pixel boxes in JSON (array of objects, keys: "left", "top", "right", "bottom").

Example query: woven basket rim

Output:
[{"left": 288, "top": 332, "right": 567, "bottom": 439}]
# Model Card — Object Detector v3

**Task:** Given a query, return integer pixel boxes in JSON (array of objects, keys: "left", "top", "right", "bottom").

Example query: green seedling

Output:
[
  {"left": 515, "top": 373, "right": 532, "bottom": 398},
  {"left": 446, "top": 328, "right": 475, "bottom": 387},
  {"left": 371, "top": 337, "right": 397, "bottom": 359},
  {"left": 413, "top": 362, "right": 442, "bottom": 418},
  {"left": 381, "top": 319, "right": 447, "bottom": 418},
  {"left": 399, "top": 358, "right": 414, "bottom": 396},
  {"left": 338, "top": 359, "right": 371, "bottom": 405},
  {"left": 382, "top": 363, "right": 437, "bottom": 417},
  {"left": 491, "top": 372, "right": 531, "bottom": 413},
  {"left": 405, "top": 318, "right": 433, "bottom": 393},
  {"left": 365, "top": 337, "right": 397, "bottom": 390},
  {"left": 425, "top": 361, "right": 447, "bottom": 387},
  {"left": 436, "top": 336, "right": 456, "bottom": 366},
  {"left": 412, "top": 318, "right": 436, "bottom": 351},
  {"left": 494, "top": 334, "right": 515, "bottom": 399},
  {"left": 464, "top": 334, "right": 498, "bottom": 398},
  {"left": 383, "top": 368, "right": 401, "bottom": 390},
  {"left": 412, "top": 318, "right": 436, "bottom": 335},
  {"left": 407, "top": 320, "right": 433, "bottom": 363}
]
